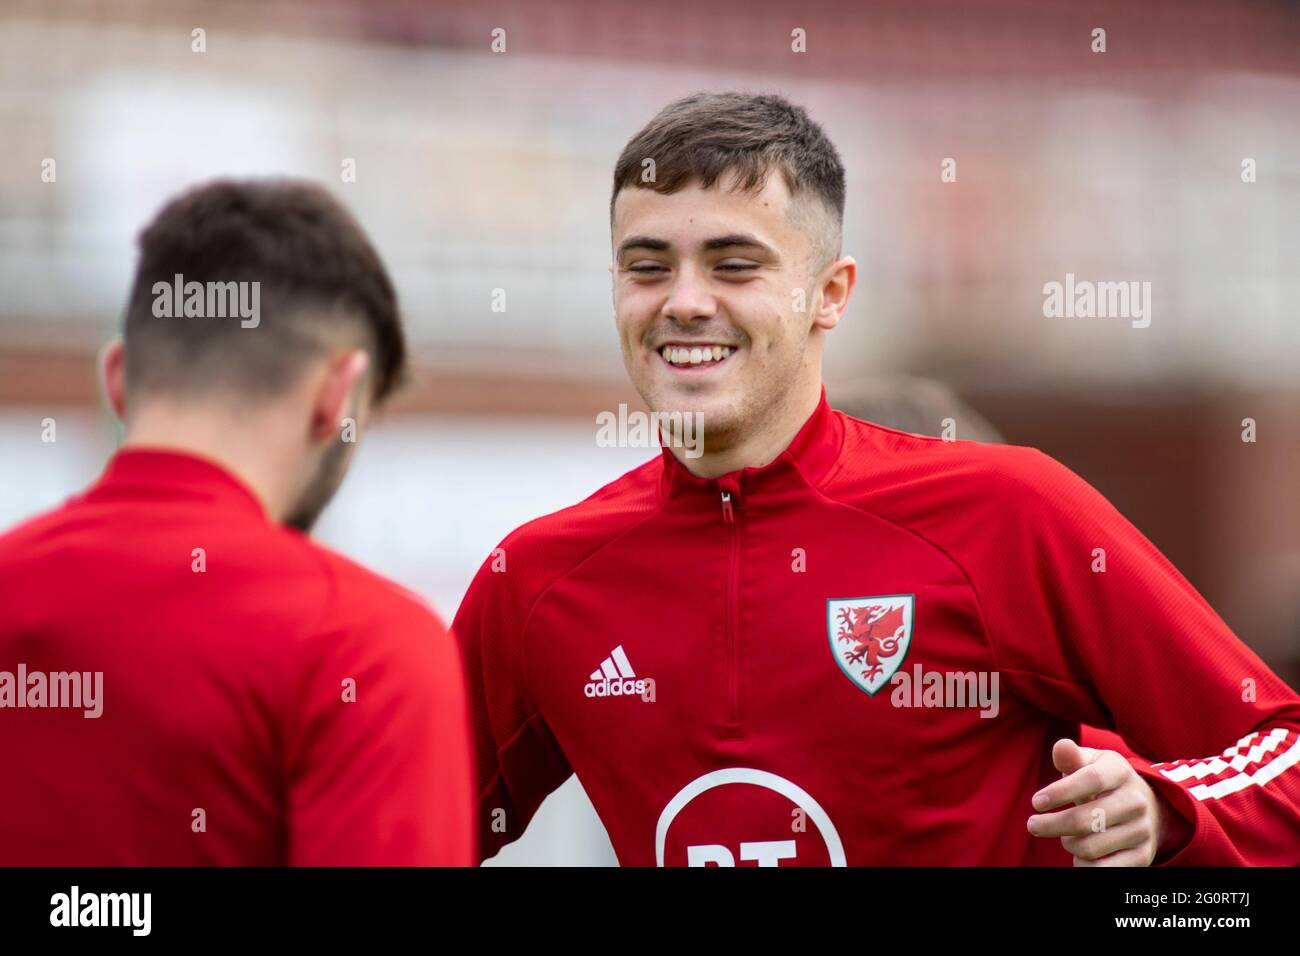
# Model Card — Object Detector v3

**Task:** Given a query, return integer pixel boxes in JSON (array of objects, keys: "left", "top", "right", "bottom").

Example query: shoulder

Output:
[
  {"left": 287, "top": 532, "right": 448, "bottom": 648},
  {"left": 0, "top": 505, "right": 65, "bottom": 556},
  {"left": 491, "top": 455, "right": 660, "bottom": 578},
  {"left": 457, "top": 455, "right": 664, "bottom": 615},
  {"left": 824, "top": 410, "right": 1124, "bottom": 556},
  {"left": 829, "top": 409, "right": 1083, "bottom": 510}
]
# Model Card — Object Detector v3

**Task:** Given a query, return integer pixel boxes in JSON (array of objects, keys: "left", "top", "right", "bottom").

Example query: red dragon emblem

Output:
[{"left": 834, "top": 603, "right": 907, "bottom": 684}]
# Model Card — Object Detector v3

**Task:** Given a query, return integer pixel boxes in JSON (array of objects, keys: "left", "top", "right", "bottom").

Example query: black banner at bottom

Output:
[{"left": 0, "top": 866, "right": 1288, "bottom": 942}]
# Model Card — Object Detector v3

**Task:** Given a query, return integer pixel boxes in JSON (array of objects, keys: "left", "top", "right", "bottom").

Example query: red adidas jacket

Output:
[
  {"left": 0, "top": 448, "right": 473, "bottom": 865},
  {"left": 453, "top": 391, "right": 1300, "bottom": 865}
]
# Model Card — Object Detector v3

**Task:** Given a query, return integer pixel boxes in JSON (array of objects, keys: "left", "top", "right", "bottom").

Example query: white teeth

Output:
[{"left": 660, "top": 345, "right": 735, "bottom": 366}]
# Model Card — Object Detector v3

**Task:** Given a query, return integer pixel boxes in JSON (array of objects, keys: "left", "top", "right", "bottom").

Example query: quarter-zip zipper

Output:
[{"left": 719, "top": 475, "right": 742, "bottom": 739}]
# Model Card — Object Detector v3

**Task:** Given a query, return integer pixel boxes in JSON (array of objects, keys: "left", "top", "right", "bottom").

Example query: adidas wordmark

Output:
[{"left": 584, "top": 645, "right": 652, "bottom": 699}]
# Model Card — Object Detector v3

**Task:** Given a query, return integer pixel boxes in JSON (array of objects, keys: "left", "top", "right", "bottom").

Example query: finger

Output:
[
  {"left": 1029, "top": 784, "right": 1148, "bottom": 838},
  {"left": 1051, "top": 737, "right": 1098, "bottom": 776},
  {"left": 1073, "top": 846, "right": 1153, "bottom": 867},
  {"left": 1027, "top": 803, "right": 1096, "bottom": 839},
  {"left": 1062, "top": 818, "right": 1149, "bottom": 861},
  {"left": 1033, "top": 751, "right": 1128, "bottom": 811}
]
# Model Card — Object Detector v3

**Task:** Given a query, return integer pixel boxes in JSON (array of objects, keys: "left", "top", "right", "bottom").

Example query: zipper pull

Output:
[{"left": 718, "top": 476, "right": 739, "bottom": 523}]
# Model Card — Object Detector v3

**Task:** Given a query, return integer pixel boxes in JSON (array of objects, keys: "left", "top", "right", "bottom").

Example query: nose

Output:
[{"left": 662, "top": 265, "right": 717, "bottom": 325}]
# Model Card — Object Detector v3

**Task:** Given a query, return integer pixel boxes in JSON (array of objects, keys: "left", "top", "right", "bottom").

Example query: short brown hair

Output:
[
  {"left": 611, "top": 92, "right": 846, "bottom": 264},
  {"left": 123, "top": 178, "right": 406, "bottom": 402}
]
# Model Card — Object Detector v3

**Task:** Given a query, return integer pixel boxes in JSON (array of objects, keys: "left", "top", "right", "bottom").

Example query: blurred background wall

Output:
[{"left": 1, "top": 0, "right": 1297, "bottom": 864}]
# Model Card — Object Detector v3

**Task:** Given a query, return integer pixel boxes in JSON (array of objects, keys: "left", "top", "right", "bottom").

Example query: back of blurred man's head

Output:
[
  {"left": 107, "top": 179, "right": 407, "bottom": 531},
  {"left": 122, "top": 178, "right": 405, "bottom": 402}
]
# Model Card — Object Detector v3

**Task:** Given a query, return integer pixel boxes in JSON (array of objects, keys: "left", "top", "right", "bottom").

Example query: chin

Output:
[{"left": 653, "top": 389, "right": 739, "bottom": 434}]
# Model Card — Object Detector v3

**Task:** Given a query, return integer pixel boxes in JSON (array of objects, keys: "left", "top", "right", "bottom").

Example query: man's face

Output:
[{"left": 611, "top": 172, "right": 824, "bottom": 445}]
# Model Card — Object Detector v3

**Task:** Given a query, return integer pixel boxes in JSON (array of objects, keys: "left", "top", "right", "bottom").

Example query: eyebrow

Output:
[
  {"left": 616, "top": 233, "right": 776, "bottom": 257},
  {"left": 617, "top": 235, "right": 669, "bottom": 255},
  {"left": 701, "top": 234, "right": 774, "bottom": 255}
]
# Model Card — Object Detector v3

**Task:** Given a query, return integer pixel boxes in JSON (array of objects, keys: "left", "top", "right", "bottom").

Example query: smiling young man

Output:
[{"left": 452, "top": 92, "right": 1300, "bottom": 866}]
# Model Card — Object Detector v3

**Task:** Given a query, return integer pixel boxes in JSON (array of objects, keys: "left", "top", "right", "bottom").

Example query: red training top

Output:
[
  {"left": 454, "top": 391, "right": 1300, "bottom": 865},
  {"left": 0, "top": 448, "right": 473, "bottom": 865}
]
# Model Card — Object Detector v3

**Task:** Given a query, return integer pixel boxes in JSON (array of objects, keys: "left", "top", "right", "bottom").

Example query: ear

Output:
[
  {"left": 812, "top": 255, "right": 857, "bottom": 332},
  {"left": 99, "top": 338, "right": 127, "bottom": 421},
  {"left": 309, "top": 349, "right": 371, "bottom": 443}
]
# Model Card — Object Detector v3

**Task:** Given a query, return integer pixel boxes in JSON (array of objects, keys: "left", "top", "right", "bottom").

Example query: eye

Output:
[
  {"left": 627, "top": 262, "right": 668, "bottom": 275},
  {"left": 716, "top": 260, "right": 759, "bottom": 274}
]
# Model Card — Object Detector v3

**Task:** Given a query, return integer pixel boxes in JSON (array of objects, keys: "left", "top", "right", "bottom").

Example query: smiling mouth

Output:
[{"left": 658, "top": 344, "right": 735, "bottom": 371}]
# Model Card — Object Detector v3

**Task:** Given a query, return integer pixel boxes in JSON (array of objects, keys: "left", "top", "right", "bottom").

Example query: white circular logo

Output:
[{"left": 655, "top": 768, "right": 846, "bottom": 867}]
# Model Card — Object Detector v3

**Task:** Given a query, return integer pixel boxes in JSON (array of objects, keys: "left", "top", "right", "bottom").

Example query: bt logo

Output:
[
  {"left": 655, "top": 768, "right": 846, "bottom": 867},
  {"left": 687, "top": 840, "right": 798, "bottom": 867}
]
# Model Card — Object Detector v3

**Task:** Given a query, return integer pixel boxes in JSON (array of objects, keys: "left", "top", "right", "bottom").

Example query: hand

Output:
[{"left": 1026, "top": 738, "right": 1184, "bottom": 866}]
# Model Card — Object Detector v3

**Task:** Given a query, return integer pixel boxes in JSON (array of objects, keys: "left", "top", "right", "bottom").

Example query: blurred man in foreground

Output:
[
  {"left": 453, "top": 92, "right": 1300, "bottom": 866},
  {"left": 0, "top": 179, "right": 473, "bottom": 865}
]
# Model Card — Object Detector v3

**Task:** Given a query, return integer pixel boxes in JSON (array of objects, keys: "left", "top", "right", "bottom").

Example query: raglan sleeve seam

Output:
[
  {"left": 462, "top": 510, "right": 661, "bottom": 810},
  {"left": 514, "top": 505, "right": 665, "bottom": 712}
]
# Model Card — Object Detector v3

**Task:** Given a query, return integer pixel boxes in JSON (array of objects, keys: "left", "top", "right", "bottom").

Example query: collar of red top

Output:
[
  {"left": 658, "top": 387, "right": 845, "bottom": 501},
  {"left": 85, "top": 447, "right": 267, "bottom": 519}
]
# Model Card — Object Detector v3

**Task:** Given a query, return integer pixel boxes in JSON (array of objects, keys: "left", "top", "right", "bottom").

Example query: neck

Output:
[
  {"left": 672, "top": 381, "right": 822, "bottom": 479},
  {"left": 121, "top": 402, "right": 300, "bottom": 521}
]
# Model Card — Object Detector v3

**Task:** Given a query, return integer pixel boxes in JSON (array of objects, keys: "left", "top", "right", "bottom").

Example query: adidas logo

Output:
[{"left": 584, "top": 645, "right": 653, "bottom": 700}]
